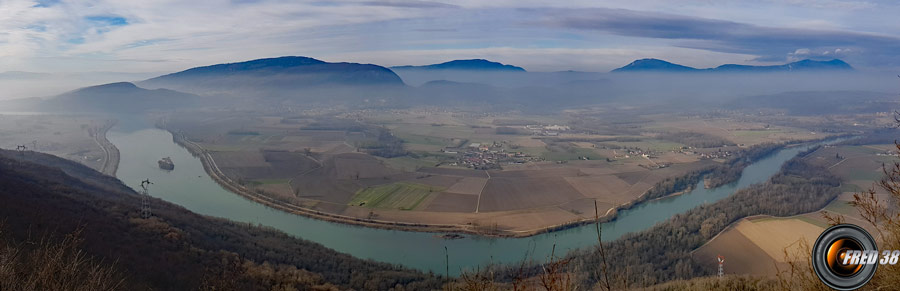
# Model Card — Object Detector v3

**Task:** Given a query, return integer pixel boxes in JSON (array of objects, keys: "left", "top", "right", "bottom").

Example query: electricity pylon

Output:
[
  {"left": 140, "top": 179, "right": 153, "bottom": 219},
  {"left": 717, "top": 255, "right": 725, "bottom": 278}
]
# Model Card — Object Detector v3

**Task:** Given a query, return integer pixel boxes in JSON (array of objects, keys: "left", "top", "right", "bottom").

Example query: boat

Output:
[
  {"left": 437, "top": 233, "right": 465, "bottom": 240},
  {"left": 158, "top": 157, "right": 174, "bottom": 170}
]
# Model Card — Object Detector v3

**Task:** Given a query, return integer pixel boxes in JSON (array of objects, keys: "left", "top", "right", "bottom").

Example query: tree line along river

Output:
[{"left": 107, "top": 122, "right": 837, "bottom": 276}]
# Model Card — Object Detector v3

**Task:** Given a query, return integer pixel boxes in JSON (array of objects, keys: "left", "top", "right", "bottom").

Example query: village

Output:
[
  {"left": 681, "top": 147, "right": 736, "bottom": 160},
  {"left": 443, "top": 141, "right": 542, "bottom": 170}
]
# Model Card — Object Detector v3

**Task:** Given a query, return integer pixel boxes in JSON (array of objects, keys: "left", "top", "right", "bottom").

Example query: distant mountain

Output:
[
  {"left": 38, "top": 82, "right": 198, "bottom": 112},
  {"left": 612, "top": 58, "right": 853, "bottom": 73},
  {"left": 714, "top": 59, "right": 853, "bottom": 72},
  {"left": 611, "top": 59, "right": 698, "bottom": 73},
  {"left": 140, "top": 56, "right": 404, "bottom": 97},
  {"left": 392, "top": 59, "right": 526, "bottom": 72}
]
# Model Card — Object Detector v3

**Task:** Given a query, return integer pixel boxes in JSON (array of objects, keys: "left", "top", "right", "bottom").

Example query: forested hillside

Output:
[
  {"left": 0, "top": 150, "right": 442, "bottom": 290},
  {"left": 569, "top": 146, "right": 841, "bottom": 287}
]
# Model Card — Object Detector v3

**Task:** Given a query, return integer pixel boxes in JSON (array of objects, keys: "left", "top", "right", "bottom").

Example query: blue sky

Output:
[{"left": 1, "top": 0, "right": 899, "bottom": 73}]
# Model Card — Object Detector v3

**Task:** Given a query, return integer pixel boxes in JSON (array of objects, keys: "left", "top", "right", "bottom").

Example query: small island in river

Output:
[{"left": 158, "top": 157, "right": 174, "bottom": 170}]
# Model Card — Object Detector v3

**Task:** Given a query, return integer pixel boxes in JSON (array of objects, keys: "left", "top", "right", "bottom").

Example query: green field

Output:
[
  {"left": 395, "top": 133, "right": 450, "bottom": 146},
  {"left": 349, "top": 182, "right": 444, "bottom": 210},
  {"left": 517, "top": 146, "right": 548, "bottom": 157},
  {"left": 839, "top": 182, "right": 863, "bottom": 193},
  {"left": 204, "top": 144, "right": 251, "bottom": 151},
  {"left": 845, "top": 168, "right": 881, "bottom": 181},
  {"left": 542, "top": 148, "right": 606, "bottom": 161},
  {"left": 390, "top": 124, "right": 475, "bottom": 139},
  {"left": 749, "top": 215, "right": 829, "bottom": 228},
  {"left": 382, "top": 156, "right": 444, "bottom": 171},
  {"left": 251, "top": 178, "right": 290, "bottom": 185},
  {"left": 824, "top": 200, "right": 857, "bottom": 215},
  {"left": 615, "top": 139, "right": 686, "bottom": 152},
  {"left": 732, "top": 129, "right": 782, "bottom": 137}
]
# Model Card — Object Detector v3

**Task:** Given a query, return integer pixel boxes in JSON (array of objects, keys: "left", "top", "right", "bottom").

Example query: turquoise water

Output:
[{"left": 108, "top": 126, "right": 833, "bottom": 275}]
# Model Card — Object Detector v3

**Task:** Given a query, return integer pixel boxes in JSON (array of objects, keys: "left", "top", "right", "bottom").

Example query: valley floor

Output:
[
  {"left": 158, "top": 108, "right": 825, "bottom": 237},
  {"left": 0, "top": 114, "right": 118, "bottom": 176},
  {"left": 692, "top": 143, "right": 895, "bottom": 278}
]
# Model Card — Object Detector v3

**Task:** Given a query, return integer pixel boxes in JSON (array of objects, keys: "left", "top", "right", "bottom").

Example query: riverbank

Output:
[
  {"left": 107, "top": 126, "right": 850, "bottom": 274},
  {"left": 91, "top": 119, "right": 119, "bottom": 176},
  {"left": 164, "top": 128, "right": 826, "bottom": 238}
]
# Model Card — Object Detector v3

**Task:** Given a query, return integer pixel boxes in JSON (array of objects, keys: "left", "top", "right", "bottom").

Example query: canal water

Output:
[{"left": 107, "top": 125, "right": 834, "bottom": 275}]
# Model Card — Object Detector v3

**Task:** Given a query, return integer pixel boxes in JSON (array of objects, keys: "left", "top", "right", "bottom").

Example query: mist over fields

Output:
[
  {"left": 2, "top": 57, "right": 898, "bottom": 116},
  {"left": 5, "top": 0, "right": 900, "bottom": 288},
  {"left": 396, "top": 69, "right": 899, "bottom": 104},
  {"left": 0, "top": 71, "right": 162, "bottom": 101}
]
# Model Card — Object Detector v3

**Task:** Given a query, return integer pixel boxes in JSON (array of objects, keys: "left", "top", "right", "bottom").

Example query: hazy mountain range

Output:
[
  {"left": 5, "top": 55, "right": 890, "bottom": 114},
  {"left": 392, "top": 59, "right": 526, "bottom": 72},
  {"left": 139, "top": 56, "right": 404, "bottom": 97},
  {"left": 4, "top": 82, "right": 198, "bottom": 113},
  {"left": 611, "top": 58, "right": 853, "bottom": 73}
]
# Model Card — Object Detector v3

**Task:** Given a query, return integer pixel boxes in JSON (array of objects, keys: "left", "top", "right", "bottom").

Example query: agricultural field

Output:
[
  {"left": 693, "top": 216, "right": 824, "bottom": 276},
  {"left": 479, "top": 176, "right": 584, "bottom": 212},
  {"left": 802, "top": 144, "right": 896, "bottom": 204},
  {"left": 350, "top": 182, "right": 444, "bottom": 210},
  {"left": 444, "top": 177, "right": 488, "bottom": 195},
  {"left": 643, "top": 117, "right": 832, "bottom": 146},
  {"left": 693, "top": 222, "right": 784, "bottom": 276},
  {"left": 161, "top": 108, "right": 849, "bottom": 233},
  {"left": 734, "top": 217, "right": 825, "bottom": 263},
  {"left": 0, "top": 114, "right": 113, "bottom": 172},
  {"left": 695, "top": 141, "right": 897, "bottom": 278}
]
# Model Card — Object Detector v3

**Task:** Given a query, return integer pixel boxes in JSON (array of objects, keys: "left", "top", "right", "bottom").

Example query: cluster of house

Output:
[
  {"left": 695, "top": 149, "right": 734, "bottom": 159},
  {"left": 524, "top": 124, "right": 570, "bottom": 136},
  {"left": 614, "top": 148, "right": 657, "bottom": 159},
  {"left": 443, "top": 142, "right": 541, "bottom": 170},
  {"left": 639, "top": 161, "right": 672, "bottom": 170},
  {"left": 672, "top": 145, "right": 737, "bottom": 160}
]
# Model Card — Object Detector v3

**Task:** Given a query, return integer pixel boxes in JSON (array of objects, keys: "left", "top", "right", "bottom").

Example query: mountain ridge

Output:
[
  {"left": 612, "top": 58, "right": 853, "bottom": 73},
  {"left": 49, "top": 82, "right": 198, "bottom": 112},
  {"left": 392, "top": 59, "right": 526, "bottom": 72},
  {"left": 143, "top": 56, "right": 404, "bottom": 88},
  {"left": 1, "top": 81, "right": 198, "bottom": 113}
]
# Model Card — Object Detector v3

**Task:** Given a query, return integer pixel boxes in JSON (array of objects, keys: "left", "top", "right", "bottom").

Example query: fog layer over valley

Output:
[
  {"left": 3, "top": 54, "right": 900, "bottom": 289},
  {"left": 3, "top": 56, "right": 897, "bottom": 115},
  {"left": 0, "top": 71, "right": 162, "bottom": 101}
]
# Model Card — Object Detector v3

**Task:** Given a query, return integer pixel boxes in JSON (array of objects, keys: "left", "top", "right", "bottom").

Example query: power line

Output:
[{"left": 140, "top": 179, "right": 153, "bottom": 219}]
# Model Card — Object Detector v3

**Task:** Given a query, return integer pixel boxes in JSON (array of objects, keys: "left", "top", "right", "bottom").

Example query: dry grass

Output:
[
  {"left": 446, "top": 177, "right": 489, "bottom": 195},
  {"left": 693, "top": 225, "right": 781, "bottom": 276},
  {"left": 774, "top": 138, "right": 900, "bottom": 290},
  {"left": 479, "top": 177, "right": 585, "bottom": 212},
  {"left": 735, "top": 218, "right": 823, "bottom": 263},
  {"left": 0, "top": 226, "right": 125, "bottom": 291}
]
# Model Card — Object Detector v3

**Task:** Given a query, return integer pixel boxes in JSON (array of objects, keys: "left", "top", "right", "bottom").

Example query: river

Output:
[{"left": 107, "top": 124, "right": 834, "bottom": 276}]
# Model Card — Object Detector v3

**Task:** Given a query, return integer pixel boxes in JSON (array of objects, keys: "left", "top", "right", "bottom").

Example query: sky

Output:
[{"left": 2, "top": 0, "right": 900, "bottom": 75}]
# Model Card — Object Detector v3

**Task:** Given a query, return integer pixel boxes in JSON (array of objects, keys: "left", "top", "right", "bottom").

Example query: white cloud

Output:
[{"left": 0, "top": 0, "right": 897, "bottom": 74}]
